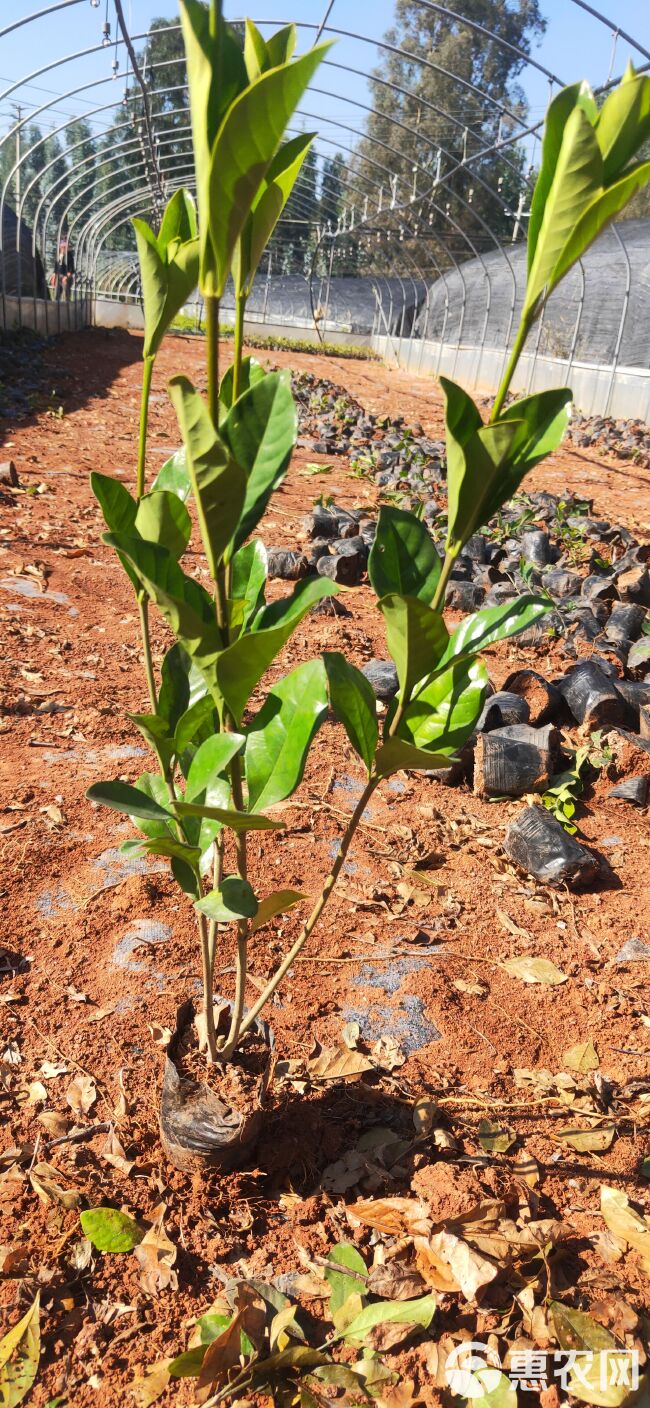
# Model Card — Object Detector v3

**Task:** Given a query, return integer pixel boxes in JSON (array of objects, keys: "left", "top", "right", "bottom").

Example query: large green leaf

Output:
[
  {"left": 374, "top": 736, "right": 452, "bottom": 776},
  {"left": 105, "top": 534, "right": 223, "bottom": 707},
  {"left": 341, "top": 1294, "right": 437, "bottom": 1343},
  {"left": 134, "top": 489, "right": 192, "bottom": 560},
  {"left": 195, "top": 875, "right": 258, "bottom": 923},
  {"left": 253, "top": 576, "right": 337, "bottom": 632},
  {"left": 80, "top": 1208, "right": 143, "bottom": 1253},
  {"left": 398, "top": 658, "right": 489, "bottom": 754},
  {"left": 223, "top": 372, "right": 297, "bottom": 552},
  {"left": 91, "top": 472, "right": 137, "bottom": 534},
  {"left": 324, "top": 1245, "right": 367, "bottom": 1317},
  {"left": 245, "top": 659, "right": 328, "bottom": 811},
  {"left": 127, "top": 711, "right": 174, "bottom": 774},
  {"left": 151, "top": 447, "right": 191, "bottom": 502},
  {"left": 323, "top": 651, "right": 378, "bottom": 775},
  {"left": 230, "top": 539, "right": 267, "bottom": 631},
  {"left": 440, "top": 384, "right": 523, "bottom": 553},
  {"left": 175, "top": 801, "right": 283, "bottom": 832},
  {"left": 158, "top": 643, "right": 211, "bottom": 732},
  {"left": 207, "top": 41, "right": 331, "bottom": 295},
  {"left": 440, "top": 596, "right": 552, "bottom": 667},
  {"left": 527, "top": 81, "right": 597, "bottom": 274},
  {"left": 368, "top": 506, "right": 441, "bottom": 604},
  {"left": 86, "top": 779, "right": 172, "bottom": 823},
  {"left": 179, "top": 0, "right": 247, "bottom": 292},
  {"left": 168, "top": 376, "right": 245, "bottom": 578},
  {"left": 525, "top": 105, "right": 602, "bottom": 313},
  {"left": 595, "top": 66, "right": 650, "bottom": 182},
  {"left": 498, "top": 388, "right": 572, "bottom": 474},
  {"left": 219, "top": 355, "right": 266, "bottom": 411},
  {"left": 184, "top": 733, "right": 244, "bottom": 856},
  {"left": 130, "top": 771, "right": 175, "bottom": 840},
  {"left": 379, "top": 594, "right": 449, "bottom": 703},
  {"left": 173, "top": 696, "right": 217, "bottom": 758}
]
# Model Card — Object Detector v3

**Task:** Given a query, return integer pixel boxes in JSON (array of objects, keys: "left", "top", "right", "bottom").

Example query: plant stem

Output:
[
  {"left": 205, "top": 294, "right": 220, "bottom": 430},
  {"left": 431, "top": 551, "right": 456, "bottom": 614},
  {"left": 198, "top": 910, "right": 219, "bottom": 1062},
  {"left": 237, "top": 775, "right": 379, "bottom": 1039},
  {"left": 137, "top": 592, "right": 157, "bottom": 712},
  {"left": 136, "top": 354, "right": 154, "bottom": 500},
  {"left": 232, "top": 290, "right": 246, "bottom": 402},
  {"left": 490, "top": 314, "right": 531, "bottom": 422}
]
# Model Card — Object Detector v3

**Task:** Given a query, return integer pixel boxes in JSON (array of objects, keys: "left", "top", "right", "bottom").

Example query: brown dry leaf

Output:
[
  {"left": 87, "top": 1005, "right": 116, "bottom": 1024},
  {"left": 497, "top": 910, "right": 533, "bottom": 942},
  {"left": 453, "top": 977, "right": 488, "bottom": 997},
  {"left": 367, "top": 1255, "right": 428, "bottom": 1301},
  {"left": 350, "top": 1197, "right": 431, "bottom": 1238},
  {"left": 600, "top": 1186, "right": 650, "bottom": 1273},
  {"left": 342, "top": 1021, "right": 361, "bottom": 1049},
  {"left": 555, "top": 1123, "right": 615, "bottom": 1153},
  {"left": 197, "top": 1284, "right": 266, "bottom": 1400},
  {"left": 413, "top": 1097, "right": 436, "bottom": 1136},
  {"left": 65, "top": 985, "right": 88, "bottom": 1002},
  {"left": 101, "top": 1128, "right": 135, "bottom": 1177},
  {"left": 502, "top": 956, "right": 568, "bottom": 986},
  {"left": 562, "top": 1039, "right": 599, "bottom": 1073},
  {"left": 40, "top": 1060, "right": 67, "bottom": 1079},
  {"left": 29, "top": 1161, "right": 82, "bottom": 1209},
  {"left": 307, "top": 1041, "right": 373, "bottom": 1082},
  {"left": 413, "top": 1237, "right": 461, "bottom": 1294},
  {"left": 26, "top": 1080, "right": 47, "bottom": 1106},
  {"left": 514, "top": 1150, "right": 540, "bottom": 1187},
  {"left": 114, "top": 1067, "right": 130, "bottom": 1119},
  {"left": 38, "top": 1110, "right": 69, "bottom": 1139},
  {"left": 134, "top": 1224, "right": 178, "bottom": 1296},
  {"left": 376, "top": 1378, "right": 425, "bottom": 1408},
  {"left": 425, "top": 1230, "right": 500, "bottom": 1302},
  {"left": 372, "top": 1036, "right": 405, "bottom": 1071},
  {"left": 148, "top": 1023, "right": 172, "bottom": 1048},
  {"left": 129, "top": 1362, "right": 171, "bottom": 1407},
  {"left": 66, "top": 1073, "right": 96, "bottom": 1114}
]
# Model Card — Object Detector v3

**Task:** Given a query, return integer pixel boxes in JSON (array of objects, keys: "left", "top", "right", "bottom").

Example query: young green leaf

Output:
[
  {"left": 219, "top": 355, "right": 266, "bottom": 410},
  {"left": 134, "top": 489, "right": 192, "bottom": 560},
  {"left": 230, "top": 539, "right": 268, "bottom": 631},
  {"left": 252, "top": 575, "right": 337, "bottom": 632},
  {"left": 184, "top": 733, "right": 243, "bottom": 854},
  {"left": 151, "top": 447, "right": 191, "bottom": 501},
  {"left": 130, "top": 771, "right": 176, "bottom": 839},
  {"left": 440, "top": 596, "right": 551, "bottom": 667},
  {"left": 218, "top": 583, "right": 335, "bottom": 723},
  {"left": 133, "top": 190, "right": 199, "bottom": 359},
  {"left": 527, "top": 81, "right": 598, "bottom": 273},
  {"left": 195, "top": 876, "right": 258, "bottom": 923},
  {"left": 91, "top": 472, "right": 137, "bottom": 535},
  {"left": 207, "top": 42, "right": 332, "bottom": 295},
  {"left": 323, "top": 651, "right": 378, "bottom": 774},
  {"left": 245, "top": 659, "right": 328, "bottom": 810},
  {"left": 158, "top": 643, "right": 211, "bottom": 731},
  {"left": 379, "top": 594, "right": 449, "bottom": 703},
  {"left": 324, "top": 1244, "right": 368, "bottom": 1316},
  {"left": 168, "top": 376, "right": 246, "bottom": 577},
  {"left": 398, "top": 657, "right": 489, "bottom": 754},
  {"left": 173, "top": 695, "right": 217, "bottom": 759},
  {"left": 80, "top": 1207, "right": 144, "bottom": 1253},
  {"left": 368, "top": 506, "right": 441, "bottom": 603},
  {"left": 249, "top": 889, "right": 306, "bottom": 934},
  {"left": 223, "top": 372, "right": 297, "bottom": 551},
  {"left": 236, "top": 134, "right": 316, "bottom": 296},
  {"left": 86, "top": 779, "right": 172, "bottom": 823}
]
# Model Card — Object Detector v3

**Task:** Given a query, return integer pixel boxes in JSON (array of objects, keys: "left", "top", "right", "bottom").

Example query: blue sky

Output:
[{"left": 1, "top": 0, "right": 647, "bottom": 160}]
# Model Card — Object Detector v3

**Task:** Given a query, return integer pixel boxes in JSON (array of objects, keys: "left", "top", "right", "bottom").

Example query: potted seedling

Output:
[{"left": 87, "top": 6, "right": 650, "bottom": 1171}]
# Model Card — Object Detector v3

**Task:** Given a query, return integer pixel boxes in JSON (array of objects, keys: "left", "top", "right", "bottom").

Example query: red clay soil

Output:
[{"left": 0, "top": 328, "right": 649, "bottom": 1406}]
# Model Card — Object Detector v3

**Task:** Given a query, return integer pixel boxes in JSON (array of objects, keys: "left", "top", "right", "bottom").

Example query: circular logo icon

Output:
[{"left": 444, "top": 1341, "right": 503, "bottom": 1398}]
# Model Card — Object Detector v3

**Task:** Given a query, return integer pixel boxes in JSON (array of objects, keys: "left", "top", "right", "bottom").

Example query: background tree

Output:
[{"left": 354, "top": 0, "right": 545, "bottom": 273}]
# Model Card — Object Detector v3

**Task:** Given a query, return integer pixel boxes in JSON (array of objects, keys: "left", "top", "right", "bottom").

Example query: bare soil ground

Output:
[{"left": 0, "top": 328, "right": 649, "bottom": 1406}]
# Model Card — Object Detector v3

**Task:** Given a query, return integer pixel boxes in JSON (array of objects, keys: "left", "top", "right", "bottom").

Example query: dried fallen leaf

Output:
[
  {"left": 114, "top": 1068, "right": 130, "bottom": 1120},
  {"left": 197, "top": 1284, "right": 266, "bottom": 1397},
  {"left": 37, "top": 1111, "right": 69, "bottom": 1139},
  {"left": 600, "top": 1185, "right": 650, "bottom": 1273},
  {"left": 350, "top": 1197, "right": 431, "bottom": 1239},
  {"left": 555, "top": 1123, "right": 615, "bottom": 1154},
  {"left": 307, "top": 1042, "right": 373, "bottom": 1082},
  {"left": 371, "top": 1036, "right": 405, "bottom": 1071},
  {"left": 477, "top": 1119, "right": 516, "bottom": 1154},
  {"left": 148, "top": 1023, "right": 172, "bottom": 1048},
  {"left": 129, "top": 1362, "right": 171, "bottom": 1407},
  {"left": 413, "top": 1097, "right": 436, "bottom": 1136},
  {"left": 502, "top": 955, "right": 568, "bottom": 986},
  {"left": 563, "top": 1039, "right": 599, "bottom": 1073},
  {"left": 26, "top": 1081, "right": 47, "bottom": 1107},
  {"left": 0, "top": 1290, "right": 40, "bottom": 1407},
  {"left": 29, "top": 1162, "right": 82, "bottom": 1210},
  {"left": 134, "top": 1224, "right": 178, "bottom": 1296},
  {"left": 100, "top": 1128, "right": 135, "bottom": 1177},
  {"left": 66, "top": 1073, "right": 96, "bottom": 1115},
  {"left": 425, "top": 1230, "right": 500, "bottom": 1302},
  {"left": 40, "top": 1061, "right": 67, "bottom": 1079}
]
